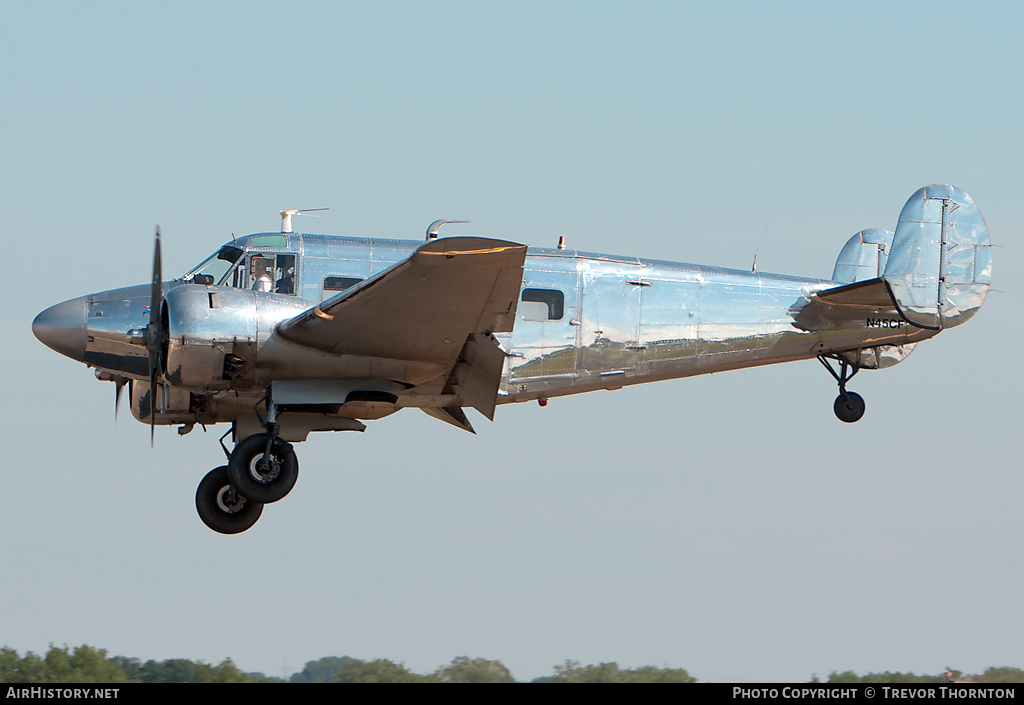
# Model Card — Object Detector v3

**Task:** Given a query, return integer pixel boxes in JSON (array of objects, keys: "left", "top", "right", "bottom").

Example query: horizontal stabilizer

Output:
[
  {"left": 814, "top": 278, "right": 899, "bottom": 309},
  {"left": 811, "top": 279, "right": 921, "bottom": 369}
]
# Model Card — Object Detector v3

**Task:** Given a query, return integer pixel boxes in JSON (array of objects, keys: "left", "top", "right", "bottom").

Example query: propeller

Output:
[{"left": 145, "top": 226, "right": 166, "bottom": 446}]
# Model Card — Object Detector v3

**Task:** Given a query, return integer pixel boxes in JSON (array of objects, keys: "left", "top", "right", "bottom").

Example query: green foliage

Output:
[
  {"left": 334, "top": 658, "right": 436, "bottom": 683},
  {"left": 7, "top": 641, "right": 1020, "bottom": 685},
  {"left": 198, "top": 658, "right": 248, "bottom": 683},
  {"left": 108, "top": 656, "right": 143, "bottom": 681},
  {"left": 0, "top": 647, "right": 22, "bottom": 682},
  {"left": 550, "top": 660, "right": 696, "bottom": 683},
  {"left": 245, "top": 671, "right": 287, "bottom": 683},
  {"left": 137, "top": 656, "right": 265, "bottom": 683},
  {"left": 828, "top": 670, "right": 946, "bottom": 683},
  {"left": 435, "top": 656, "right": 514, "bottom": 683},
  {"left": 139, "top": 658, "right": 201, "bottom": 683},
  {"left": 828, "top": 666, "right": 1024, "bottom": 684},
  {"left": 976, "top": 667, "right": 1024, "bottom": 683},
  {"left": 16, "top": 652, "right": 47, "bottom": 683},
  {"left": 291, "top": 656, "right": 358, "bottom": 683},
  {"left": 0, "top": 645, "right": 127, "bottom": 684},
  {"left": 0, "top": 646, "right": 282, "bottom": 684}
]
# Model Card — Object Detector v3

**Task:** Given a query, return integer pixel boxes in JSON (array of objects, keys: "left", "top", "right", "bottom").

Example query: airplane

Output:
[{"left": 32, "top": 184, "right": 992, "bottom": 534}]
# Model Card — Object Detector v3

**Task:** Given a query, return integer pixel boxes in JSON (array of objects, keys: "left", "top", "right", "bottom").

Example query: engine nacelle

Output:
[{"left": 163, "top": 285, "right": 258, "bottom": 390}]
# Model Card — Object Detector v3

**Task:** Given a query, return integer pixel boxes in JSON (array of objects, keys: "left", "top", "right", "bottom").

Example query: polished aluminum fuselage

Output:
[
  {"left": 33, "top": 184, "right": 989, "bottom": 443},
  {"left": 65, "top": 231, "right": 934, "bottom": 432},
  {"left": 499, "top": 248, "right": 933, "bottom": 402}
]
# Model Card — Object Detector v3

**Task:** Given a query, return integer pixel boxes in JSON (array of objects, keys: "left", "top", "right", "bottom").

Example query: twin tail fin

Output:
[{"left": 829, "top": 184, "right": 991, "bottom": 330}]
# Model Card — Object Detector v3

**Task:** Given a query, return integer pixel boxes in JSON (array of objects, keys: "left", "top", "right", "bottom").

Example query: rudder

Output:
[{"left": 882, "top": 184, "right": 992, "bottom": 329}]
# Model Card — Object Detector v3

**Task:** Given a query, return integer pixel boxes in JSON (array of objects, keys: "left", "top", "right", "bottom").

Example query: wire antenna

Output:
[
  {"left": 280, "top": 208, "right": 329, "bottom": 233},
  {"left": 752, "top": 223, "right": 769, "bottom": 272}
]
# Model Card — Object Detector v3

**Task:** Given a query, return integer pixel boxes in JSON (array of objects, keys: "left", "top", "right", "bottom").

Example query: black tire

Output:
[
  {"left": 833, "top": 391, "right": 866, "bottom": 423},
  {"left": 195, "top": 466, "right": 263, "bottom": 534},
  {"left": 228, "top": 433, "right": 299, "bottom": 504}
]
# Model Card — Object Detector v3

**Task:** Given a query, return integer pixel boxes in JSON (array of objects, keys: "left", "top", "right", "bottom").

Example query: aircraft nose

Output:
[{"left": 32, "top": 296, "right": 88, "bottom": 362}]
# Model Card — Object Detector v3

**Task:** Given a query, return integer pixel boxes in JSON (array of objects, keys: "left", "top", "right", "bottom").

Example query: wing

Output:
[{"left": 277, "top": 236, "right": 527, "bottom": 415}]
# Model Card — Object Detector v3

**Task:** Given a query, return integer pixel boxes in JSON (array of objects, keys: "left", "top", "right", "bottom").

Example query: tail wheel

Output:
[
  {"left": 819, "top": 355, "right": 866, "bottom": 423},
  {"left": 195, "top": 466, "right": 263, "bottom": 534},
  {"left": 228, "top": 433, "right": 299, "bottom": 504}
]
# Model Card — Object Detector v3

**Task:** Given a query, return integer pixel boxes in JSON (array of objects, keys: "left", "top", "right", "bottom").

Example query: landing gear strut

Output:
[
  {"left": 818, "top": 355, "right": 866, "bottom": 423},
  {"left": 193, "top": 400, "right": 303, "bottom": 534},
  {"left": 226, "top": 399, "right": 299, "bottom": 504}
]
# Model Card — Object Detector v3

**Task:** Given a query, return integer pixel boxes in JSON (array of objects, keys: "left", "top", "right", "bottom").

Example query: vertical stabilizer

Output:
[
  {"left": 832, "top": 228, "right": 894, "bottom": 284},
  {"left": 882, "top": 184, "right": 991, "bottom": 329}
]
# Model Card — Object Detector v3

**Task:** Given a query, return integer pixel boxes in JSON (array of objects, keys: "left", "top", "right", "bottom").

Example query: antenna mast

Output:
[{"left": 280, "top": 208, "right": 329, "bottom": 233}]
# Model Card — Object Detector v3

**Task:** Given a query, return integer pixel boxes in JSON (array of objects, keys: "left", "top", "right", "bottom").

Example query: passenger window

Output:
[
  {"left": 323, "top": 276, "right": 363, "bottom": 294},
  {"left": 521, "top": 288, "right": 564, "bottom": 321}
]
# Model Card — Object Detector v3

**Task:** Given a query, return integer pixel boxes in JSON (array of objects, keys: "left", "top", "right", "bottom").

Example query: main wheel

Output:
[
  {"left": 228, "top": 433, "right": 299, "bottom": 504},
  {"left": 833, "top": 391, "right": 866, "bottom": 423},
  {"left": 195, "top": 466, "right": 264, "bottom": 534}
]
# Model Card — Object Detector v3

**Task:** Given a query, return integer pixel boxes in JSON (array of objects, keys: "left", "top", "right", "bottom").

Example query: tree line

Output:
[
  {"left": 2, "top": 644, "right": 1022, "bottom": 683},
  {"left": 821, "top": 667, "right": 1024, "bottom": 684},
  {"left": 0, "top": 646, "right": 693, "bottom": 683}
]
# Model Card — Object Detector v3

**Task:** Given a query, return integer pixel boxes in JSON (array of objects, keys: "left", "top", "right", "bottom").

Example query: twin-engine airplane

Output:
[{"left": 33, "top": 185, "right": 992, "bottom": 534}]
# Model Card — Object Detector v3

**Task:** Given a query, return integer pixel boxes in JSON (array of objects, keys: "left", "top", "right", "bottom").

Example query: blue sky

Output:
[{"left": 2, "top": 0, "right": 1020, "bottom": 682}]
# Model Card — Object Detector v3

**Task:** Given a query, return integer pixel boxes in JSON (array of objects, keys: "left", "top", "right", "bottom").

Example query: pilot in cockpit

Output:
[
  {"left": 276, "top": 266, "right": 295, "bottom": 295},
  {"left": 250, "top": 255, "right": 274, "bottom": 292},
  {"left": 254, "top": 273, "right": 273, "bottom": 292}
]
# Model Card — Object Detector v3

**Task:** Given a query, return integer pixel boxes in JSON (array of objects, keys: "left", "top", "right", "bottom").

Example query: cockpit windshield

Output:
[{"left": 181, "top": 246, "right": 244, "bottom": 285}]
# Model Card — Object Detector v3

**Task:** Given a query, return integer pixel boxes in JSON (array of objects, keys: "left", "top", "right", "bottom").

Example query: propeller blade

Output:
[
  {"left": 114, "top": 377, "right": 126, "bottom": 421},
  {"left": 151, "top": 225, "right": 162, "bottom": 329},
  {"left": 147, "top": 226, "right": 163, "bottom": 447},
  {"left": 150, "top": 368, "right": 156, "bottom": 447}
]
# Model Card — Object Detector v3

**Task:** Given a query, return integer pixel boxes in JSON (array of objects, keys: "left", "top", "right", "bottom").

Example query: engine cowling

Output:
[{"left": 163, "top": 284, "right": 258, "bottom": 390}]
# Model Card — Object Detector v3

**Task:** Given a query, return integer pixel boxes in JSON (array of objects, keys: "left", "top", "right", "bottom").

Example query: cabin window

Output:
[
  {"left": 520, "top": 288, "right": 564, "bottom": 321},
  {"left": 323, "top": 276, "right": 363, "bottom": 293}
]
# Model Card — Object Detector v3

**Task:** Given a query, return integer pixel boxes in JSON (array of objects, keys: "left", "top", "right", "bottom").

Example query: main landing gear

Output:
[
  {"left": 227, "top": 433, "right": 298, "bottom": 504},
  {"left": 818, "top": 355, "right": 865, "bottom": 423},
  {"left": 194, "top": 402, "right": 300, "bottom": 534},
  {"left": 195, "top": 466, "right": 264, "bottom": 534}
]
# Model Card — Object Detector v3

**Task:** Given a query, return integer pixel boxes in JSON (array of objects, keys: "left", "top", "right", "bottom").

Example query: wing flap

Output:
[
  {"left": 421, "top": 405, "right": 476, "bottom": 434},
  {"left": 444, "top": 332, "right": 507, "bottom": 420}
]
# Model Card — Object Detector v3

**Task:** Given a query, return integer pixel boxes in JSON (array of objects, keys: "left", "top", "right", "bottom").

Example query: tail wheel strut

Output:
[{"left": 818, "top": 355, "right": 866, "bottom": 423}]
